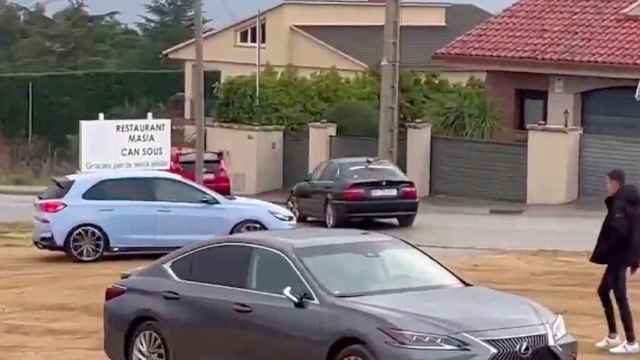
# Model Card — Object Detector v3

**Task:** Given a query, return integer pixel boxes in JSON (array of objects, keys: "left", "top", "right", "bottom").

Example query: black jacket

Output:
[{"left": 591, "top": 185, "right": 640, "bottom": 267}]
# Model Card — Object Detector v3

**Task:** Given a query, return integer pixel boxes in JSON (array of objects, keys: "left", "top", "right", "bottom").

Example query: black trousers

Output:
[{"left": 598, "top": 265, "right": 636, "bottom": 343}]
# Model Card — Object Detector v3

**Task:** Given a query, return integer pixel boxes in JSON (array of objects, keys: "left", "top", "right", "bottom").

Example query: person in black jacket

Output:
[{"left": 592, "top": 169, "right": 640, "bottom": 354}]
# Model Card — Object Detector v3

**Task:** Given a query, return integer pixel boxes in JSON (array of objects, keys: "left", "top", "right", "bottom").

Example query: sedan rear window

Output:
[
  {"left": 39, "top": 177, "right": 74, "bottom": 200},
  {"left": 339, "top": 163, "right": 406, "bottom": 181}
]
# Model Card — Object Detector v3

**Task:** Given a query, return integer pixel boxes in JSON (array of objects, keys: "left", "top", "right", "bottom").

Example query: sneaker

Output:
[
  {"left": 610, "top": 342, "right": 640, "bottom": 355},
  {"left": 595, "top": 335, "right": 622, "bottom": 349}
]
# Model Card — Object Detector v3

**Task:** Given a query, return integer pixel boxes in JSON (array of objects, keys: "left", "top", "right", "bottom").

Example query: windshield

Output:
[
  {"left": 296, "top": 240, "right": 463, "bottom": 297},
  {"left": 339, "top": 163, "right": 406, "bottom": 181}
]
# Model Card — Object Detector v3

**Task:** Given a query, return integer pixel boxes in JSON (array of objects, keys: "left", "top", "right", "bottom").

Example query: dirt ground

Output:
[{"left": 0, "top": 224, "right": 635, "bottom": 360}]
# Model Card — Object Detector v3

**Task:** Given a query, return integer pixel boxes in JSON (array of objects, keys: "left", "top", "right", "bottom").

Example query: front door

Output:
[
  {"left": 152, "top": 178, "right": 228, "bottom": 247},
  {"left": 308, "top": 162, "right": 339, "bottom": 218},
  {"left": 240, "top": 247, "right": 328, "bottom": 360}
]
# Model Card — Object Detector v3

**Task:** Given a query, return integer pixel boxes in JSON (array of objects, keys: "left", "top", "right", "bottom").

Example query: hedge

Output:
[{"left": 0, "top": 70, "right": 218, "bottom": 146}]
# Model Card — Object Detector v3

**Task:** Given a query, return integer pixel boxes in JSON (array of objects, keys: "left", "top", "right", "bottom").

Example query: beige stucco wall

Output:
[
  {"left": 308, "top": 122, "right": 337, "bottom": 172},
  {"left": 206, "top": 125, "right": 283, "bottom": 195},
  {"left": 527, "top": 127, "right": 582, "bottom": 205},
  {"left": 406, "top": 123, "right": 431, "bottom": 197},
  {"left": 289, "top": 28, "right": 365, "bottom": 71}
]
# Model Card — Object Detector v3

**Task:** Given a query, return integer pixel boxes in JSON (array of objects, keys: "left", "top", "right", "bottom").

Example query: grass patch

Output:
[{"left": 0, "top": 222, "right": 32, "bottom": 246}]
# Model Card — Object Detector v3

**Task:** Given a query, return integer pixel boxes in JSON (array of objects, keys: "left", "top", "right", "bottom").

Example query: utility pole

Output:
[
  {"left": 256, "top": 10, "right": 262, "bottom": 106},
  {"left": 378, "top": 0, "right": 401, "bottom": 163},
  {"left": 194, "top": 0, "right": 205, "bottom": 185}
]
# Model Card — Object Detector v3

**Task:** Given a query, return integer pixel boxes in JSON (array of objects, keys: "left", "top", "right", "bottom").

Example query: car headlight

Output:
[
  {"left": 551, "top": 315, "right": 568, "bottom": 341},
  {"left": 269, "top": 210, "right": 294, "bottom": 222},
  {"left": 380, "top": 329, "right": 467, "bottom": 350}
]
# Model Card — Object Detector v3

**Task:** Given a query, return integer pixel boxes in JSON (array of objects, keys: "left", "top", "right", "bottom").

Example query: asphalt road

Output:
[
  {"left": 0, "top": 194, "right": 604, "bottom": 252},
  {"left": 0, "top": 194, "right": 35, "bottom": 223}
]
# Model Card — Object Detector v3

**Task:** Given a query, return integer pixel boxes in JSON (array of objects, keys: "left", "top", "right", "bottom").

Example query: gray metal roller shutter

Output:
[
  {"left": 580, "top": 134, "right": 640, "bottom": 198},
  {"left": 431, "top": 137, "right": 527, "bottom": 201}
]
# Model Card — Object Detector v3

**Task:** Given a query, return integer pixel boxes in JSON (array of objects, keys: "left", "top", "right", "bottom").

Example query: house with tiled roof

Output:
[
  {"left": 435, "top": 0, "right": 640, "bottom": 199},
  {"left": 163, "top": 0, "right": 491, "bottom": 119}
]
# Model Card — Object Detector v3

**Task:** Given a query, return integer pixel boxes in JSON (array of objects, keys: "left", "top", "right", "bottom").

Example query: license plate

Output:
[
  {"left": 204, "top": 173, "right": 216, "bottom": 180},
  {"left": 371, "top": 189, "right": 398, "bottom": 197}
]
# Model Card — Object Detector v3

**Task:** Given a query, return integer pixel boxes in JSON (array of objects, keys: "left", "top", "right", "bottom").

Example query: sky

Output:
[{"left": 15, "top": 0, "right": 517, "bottom": 28}]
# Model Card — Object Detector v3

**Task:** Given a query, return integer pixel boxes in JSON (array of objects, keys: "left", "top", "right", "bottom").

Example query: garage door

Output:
[{"left": 581, "top": 87, "right": 640, "bottom": 198}]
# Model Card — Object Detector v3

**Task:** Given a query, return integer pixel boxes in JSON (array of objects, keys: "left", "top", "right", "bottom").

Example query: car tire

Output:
[
  {"left": 65, "top": 225, "right": 108, "bottom": 263},
  {"left": 287, "top": 195, "right": 307, "bottom": 222},
  {"left": 335, "top": 345, "right": 376, "bottom": 360},
  {"left": 397, "top": 215, "right": 416, "bottom": 228},
  {"left": 325, "top": 202, "right": 344, "bottom": 229},
  {"left": 231, "top": 220, "right": 267, "bottom": 234},
  {"left": 128, "top": 321, "right": 171, "bottom": 360}
]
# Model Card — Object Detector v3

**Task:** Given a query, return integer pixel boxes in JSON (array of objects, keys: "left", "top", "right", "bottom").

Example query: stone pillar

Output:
[
  {"left": 308, "top": 122, "right": 337, "bottom": 172},
  {"left": 207, "top": 123, "right": 283, "bottom": 195},
  {"left": 527, "top": 125, "right": 582, "bottom": 204},
  {"left": 406, "top": 122, "right": 431, "bottom": 198}
]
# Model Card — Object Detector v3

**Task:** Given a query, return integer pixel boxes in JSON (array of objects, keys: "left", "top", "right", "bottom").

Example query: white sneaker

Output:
[
  {"left": 610, "top": 342, "right": 640, "bottom": 355},
  {"left": 595, "top": 335, "right": 622, "bottom": 349}
]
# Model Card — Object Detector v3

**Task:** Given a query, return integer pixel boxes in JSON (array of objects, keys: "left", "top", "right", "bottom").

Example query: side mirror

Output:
[
  {"left": 200, "top": 195, "right": 217, "bottom": 205},
  {"left": 283, "top": 286, "right": 306, "bottom": 308}
]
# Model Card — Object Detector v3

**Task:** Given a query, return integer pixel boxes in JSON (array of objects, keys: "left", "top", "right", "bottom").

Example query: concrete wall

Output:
[
  {"left": 206, "top": 124, "right": 283, "bottom": 195},
  {"left": 527, "top": 126, "right": 581, "bottom": 204},
  {"left": 406, "top": 123, "right": 431, "bottom": 197},
  {"left": 308, "top": 122, "right": 337, "bottom": 172}
]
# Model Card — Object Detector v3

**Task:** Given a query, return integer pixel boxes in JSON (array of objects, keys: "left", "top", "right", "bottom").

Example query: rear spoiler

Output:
[{"left": 37, "top": 177, "right": 65, "bottom": 200}]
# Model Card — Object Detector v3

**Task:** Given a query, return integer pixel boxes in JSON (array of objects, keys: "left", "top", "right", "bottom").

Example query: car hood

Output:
[{"left": 344, "top": 286, "right": 545, "bottom": 334}]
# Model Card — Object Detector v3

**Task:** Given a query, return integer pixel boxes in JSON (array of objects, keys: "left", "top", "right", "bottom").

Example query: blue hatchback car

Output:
[{"left": 33, "top": 171, "right": 296, "bottom": 262}]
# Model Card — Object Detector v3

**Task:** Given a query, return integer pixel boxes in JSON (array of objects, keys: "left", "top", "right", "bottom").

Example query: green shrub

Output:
[
  {"left": 324, "top": 101, "right": 378, "bottom": 137},
  {"left": 427, "top": 82, "right": 498, "bottom": 140}
]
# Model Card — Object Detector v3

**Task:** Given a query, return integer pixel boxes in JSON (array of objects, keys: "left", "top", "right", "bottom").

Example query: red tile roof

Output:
[{"left": 436, "top": 0, "right": 640, "bottom": 68}]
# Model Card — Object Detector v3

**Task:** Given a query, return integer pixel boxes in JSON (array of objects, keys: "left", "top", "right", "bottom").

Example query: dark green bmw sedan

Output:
[{"left": 287, "top": 158, "right": 419, "bottom": 228}]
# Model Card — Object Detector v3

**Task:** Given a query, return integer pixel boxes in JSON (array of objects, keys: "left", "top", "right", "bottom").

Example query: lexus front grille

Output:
[{"left": 484, "top": 334, "right": 554, "bottom": 360}]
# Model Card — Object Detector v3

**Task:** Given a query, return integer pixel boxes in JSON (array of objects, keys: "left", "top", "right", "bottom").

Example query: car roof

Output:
[
  {"left": 220, "top": 229, "right": 393, "bottom": 250},
  {"left": 67, "top": 170, "right": 182, "bottom": 182}
]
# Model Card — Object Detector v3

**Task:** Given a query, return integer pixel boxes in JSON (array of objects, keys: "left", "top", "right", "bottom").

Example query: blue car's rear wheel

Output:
[
  {"left": 65, "top": 225, "right": 106, "bottom": 262},
  {"left": 129, "top": 321, "right": 170, "bottom": 360}
]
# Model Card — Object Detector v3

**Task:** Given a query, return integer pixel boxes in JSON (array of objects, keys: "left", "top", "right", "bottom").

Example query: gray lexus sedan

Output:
[{"left": 104, "top": 229, "right": 578, "bottom": 360}]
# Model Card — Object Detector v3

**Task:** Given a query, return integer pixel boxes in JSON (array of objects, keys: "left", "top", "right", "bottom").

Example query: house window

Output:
[
  {"left": 517, "top": 90, "right": 548, "bottom": 129},
  {"left": 237, "top": 21, "right": 266, "bottom": 46}
]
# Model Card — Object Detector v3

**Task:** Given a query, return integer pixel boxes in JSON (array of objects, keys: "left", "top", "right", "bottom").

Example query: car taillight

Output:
[
  {"left": 105, "top": 285, "right": 126, "bottom": 302},
  {"left": 400, "top": 186, "right": 418, "bottom": 200},
  {"left": 341, "top": 187, "right": 366, "bottom": 201},
  {"left": 38, "top": 201, "right": 67, "bottom": 213}
]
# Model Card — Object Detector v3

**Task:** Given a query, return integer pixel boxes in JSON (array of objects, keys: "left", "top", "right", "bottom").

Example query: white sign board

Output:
[{"left": 80, "top": 119, "right": 171, "bottom": 172}]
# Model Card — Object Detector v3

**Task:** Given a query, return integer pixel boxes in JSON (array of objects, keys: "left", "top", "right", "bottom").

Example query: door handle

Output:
[
  {"left": 162, "top": 291, "right": 181, "bottom": 301},
  {"left": 232, "top": 303, "right": 253, "bottom": 314},
  {"left": 99, "top": 209, "right": 114, "bottom": 212},
  {"left": 157, "top": 209, "right": 172, "bottom": 213}
]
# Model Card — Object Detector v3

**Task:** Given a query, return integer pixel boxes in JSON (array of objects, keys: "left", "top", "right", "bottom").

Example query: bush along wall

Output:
[
  {"left": 0, "top": 70, "right": 221, "bottom": 147},
  {"left": 216, "top": 66, "right": 498, "bottom": 140}
]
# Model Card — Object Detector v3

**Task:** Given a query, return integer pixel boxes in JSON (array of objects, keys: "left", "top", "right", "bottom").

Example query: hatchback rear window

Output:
[
  {"left": 39, "top": 177, "right": 74, "bottom": 200},
  {"left": 180, "top": 160, "right": 221, "bottom": 174}
]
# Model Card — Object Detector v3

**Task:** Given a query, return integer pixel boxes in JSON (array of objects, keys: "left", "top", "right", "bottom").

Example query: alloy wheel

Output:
[
  {"left": 68, "top": 226, "right": 105, "bottom": 262},
  {"left": 131, "top": 330, "right": 167, "bottom": 360},
  {"left": 233, "top": 221, "right": 266, "bottom": 233}
]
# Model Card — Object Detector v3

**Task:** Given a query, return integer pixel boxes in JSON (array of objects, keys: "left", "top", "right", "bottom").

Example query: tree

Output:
[{"left": 137, "top": 0, "right": 205, "bottom": 69}]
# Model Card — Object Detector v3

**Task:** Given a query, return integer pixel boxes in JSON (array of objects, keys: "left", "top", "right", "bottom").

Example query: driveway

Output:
[{"left": 0, "top": 193, "right": 606, "bottom": 252}]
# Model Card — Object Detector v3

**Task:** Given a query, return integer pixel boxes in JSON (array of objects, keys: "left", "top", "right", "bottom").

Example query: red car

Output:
[{"left": 169, "top": 147, "right": 231, "bottom": 195}]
